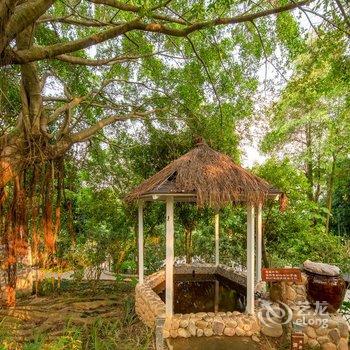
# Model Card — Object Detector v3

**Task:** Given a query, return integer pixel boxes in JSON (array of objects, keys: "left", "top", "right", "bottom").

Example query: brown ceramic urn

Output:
[{"left": 303, "top": 260, "right": 347, "bottom": 313}]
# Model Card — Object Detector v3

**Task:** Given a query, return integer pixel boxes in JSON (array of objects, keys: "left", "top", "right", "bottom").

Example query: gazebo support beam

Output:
[
  {"left": 138, "top": 201, "right": 144, "bottom": 284},
  {"left": 165, "top": 196, "right": 174, "bottom": 316},
  {"left": 246, "top": 204, "right": 255, "bottom": 314},
  {"left": 215, "top": 213, "right": 220, "bottom": 266},
  {"left": 256, "top": 203, "right": 262, "bottom": 282}
]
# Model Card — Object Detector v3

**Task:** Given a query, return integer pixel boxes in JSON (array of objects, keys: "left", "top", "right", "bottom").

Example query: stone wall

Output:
[
  {"left": 135, "top": 270, "right": 165, "bottom": 327},
  {"left": 162, "top": 311, "right": 260, "bottom": 340},
  {"left": 269, "top": 271, "right": 349, "bottom": 350},
  {"left": 134, "top": 263, "right": 258, "bottom": 341}
]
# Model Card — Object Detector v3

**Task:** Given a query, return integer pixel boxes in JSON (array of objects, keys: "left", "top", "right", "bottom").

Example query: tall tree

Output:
[{"left": 0, "top": 0, "right": 347, "bottom": 305}]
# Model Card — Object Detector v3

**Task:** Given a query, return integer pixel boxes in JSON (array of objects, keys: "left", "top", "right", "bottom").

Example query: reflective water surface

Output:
[{"left": 155, "top": 273, "right": 247, "bottom": 314}]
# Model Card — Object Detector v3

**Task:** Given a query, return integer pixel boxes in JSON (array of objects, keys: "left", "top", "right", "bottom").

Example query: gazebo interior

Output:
[{"left": 126, "top": 141, "right": 282, "bottom": 317}]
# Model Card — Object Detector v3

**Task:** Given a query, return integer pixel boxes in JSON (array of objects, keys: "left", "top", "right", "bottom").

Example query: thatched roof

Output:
[{"left": 125, "top": 142, "right": 280, "bottom": 208}]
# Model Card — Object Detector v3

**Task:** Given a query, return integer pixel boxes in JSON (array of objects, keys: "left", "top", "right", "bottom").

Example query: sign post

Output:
[
  {"left": 291, "top": 332, "right": 304, "bottom": 350},
  {"left": 261, "top": 268, "right": 302, "bottom": 283}
]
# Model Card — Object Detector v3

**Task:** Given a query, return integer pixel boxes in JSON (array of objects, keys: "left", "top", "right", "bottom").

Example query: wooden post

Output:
[
  {"left": 256, "top": 203, "right": 263, "bottom": 282},
  {"left": 165, "top": 196, "right": 174, "bottom": 316},
  {"left": 214, "top": 280, "right": 219, "bottom": 313},
  {"left": 246, "top": 204, "right": 255, "bottom": 314},
  {"left": 138, "top": 201, "right": 144, "bottom": 284},
  {"left": 215, "top": 213, "right": 220, "bottom": 266}
]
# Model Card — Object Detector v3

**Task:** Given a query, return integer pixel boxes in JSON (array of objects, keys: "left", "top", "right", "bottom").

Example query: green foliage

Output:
[{"left": 255, "top": 158, "right": 349, "bottom": 271}]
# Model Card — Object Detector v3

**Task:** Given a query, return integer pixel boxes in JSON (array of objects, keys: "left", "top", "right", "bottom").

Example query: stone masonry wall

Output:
[
  {"left": 135, "top": 263, "right": 260, "bottom": 341},
  {"left": 270, "top": 271, "right": 349, "bottom": 350},
  {"left": 135, "top": 270, "right": 165, "bottom": 328},
  {"left": 162, "top": 311, "right": 260, "bottom": 340}
]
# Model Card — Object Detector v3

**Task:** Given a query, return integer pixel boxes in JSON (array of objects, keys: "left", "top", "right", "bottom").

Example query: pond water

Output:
[
  {"left": 155, "top": 274, "right": 246, "bottom": 314},
  {"left": 169, "top": 336, "right": 258, "bottom": 350}
]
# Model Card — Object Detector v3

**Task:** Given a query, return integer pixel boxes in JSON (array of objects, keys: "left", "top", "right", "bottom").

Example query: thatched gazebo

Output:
[{"left": 126, "top": 141, "right": 281, "bottom": 316}]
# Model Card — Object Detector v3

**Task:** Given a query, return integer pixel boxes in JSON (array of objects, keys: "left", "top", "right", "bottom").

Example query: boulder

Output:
[
  {"left": 306, "top": 326, "right": 317, "bottom": 339},
  {"left": 213, "top": 320, "right": 225, "bottom": 335},
  {"left": 261, "top": 323, "right": 283, "bottom": 338},
  {"left": 321, "top": 343, "right": 337, "bottom": 350},
  {"left": 317, "top": 336, "right": 330, "bottom": 345},
  {"left": 187, "top": 321, "right": 196, "bottom": 336},
  {"left": 224, "top": 327, "right": 235, "bottom": 336},
  {"left": 307, "top": 339, "right": 319, "bottom": 348},
  {"left": 338, "top": 338, "right": 349, "bottom": 350},
  {"left": 196, "top": 328, "right": 203, "bottom": 337},
  {"left": 235, "top": 327, "right": 245, "bottom": 336},
  {"left": 204, "top": 328, "right": 213, "bottom": 337},
  {"left": 328, "top": 329, "right": 340, "bottom": 345},
  {"left": 178, "top": 328, "right": 190, "bottom": 338}
]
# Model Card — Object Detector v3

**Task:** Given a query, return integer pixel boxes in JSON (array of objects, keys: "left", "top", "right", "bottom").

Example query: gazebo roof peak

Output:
[{"left": 126, "top": 142, "right": 280, "bottom": 208}]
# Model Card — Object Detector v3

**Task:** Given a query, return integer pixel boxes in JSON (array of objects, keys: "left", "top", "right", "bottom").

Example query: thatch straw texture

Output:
[{"left": 125, "top": 143, "right": 275, "bottom": 208}]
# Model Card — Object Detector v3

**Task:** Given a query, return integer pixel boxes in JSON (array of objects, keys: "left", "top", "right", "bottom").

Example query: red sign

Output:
[
  {"left": 262, "top": 268, "right": 302, "bottom": 282},
  {"left": 291, "top": 332, "right": 304, "bottom": 350}
]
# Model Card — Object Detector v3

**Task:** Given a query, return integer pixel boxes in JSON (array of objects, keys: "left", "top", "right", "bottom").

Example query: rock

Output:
[
  {"left": 252, "top": 335, "right": 260, "bottom": 343},
  {"left": 338, "top": 338, "right": 349, "bottom": 350},
  {"left": 235, "top": 327, "right": 244, "bottom": 336},
  {"left": 243, "top": 324, "right": 252, "bottom": 332},
  {"left": 303, "top": 260, "right": 340, "bottom": 276},
  {"left": 316, "top": 326, "right": 329, "bottom": 336},
  {"left": 196, "top": 328, "right": 203, "bottom": 337},
  {"left": 224, "top": 327, "right": 235, "bottom": 336},
  {"left": 317, "top": 336, "right": 330, "bottom": 344},
  {"left": 196, "top": 312, "right": 207, "bottom": 319},
  {"left": 255, "top": 281, "right": 267, "bottom": 294},
  {"left": 195, "top": 320, "right": 208, "bottom": 329},
  {"left": 213, "top": 321, "right": 225, "bottom": 335},
  {"left": 187, "top": 321, "right": 196, "bottom": 336},
  {"left": 306, "top": 326, "right": 317, "bottom": 339},
  {"left": 251, "top": 321, "right": 260, "bottom": 333},
  {"left": 178, "top": 328, "right": 190, "bottom": 338},
  {"left": 179, "top": 319, "right": 189, "bottom": 328},
  {"left": 226, "top": 320, "right": 238, "bottom": 328},
  {"left": 328, "top": 329, "right": 340, "bottom": 345},
  {"left": 204, "top": 328, "right": 213, "bottom": 337},
  {"left": 170, "top": 329, "right": 178, "bottom": 338},
  {"left": 286, "top": 286, "right": 297, "bottom": 301},
  {"left": 307, "top": 339, "right": 319, "bottom": 348},
  {"left": 327, "top": 320, "right": 338, "bottom": 329},
  {"left": 321, "top": 343, "right": 337, "bottom": 350},
  {"left": 338, "top": 322, "right": 349, "bottom": 338},
  {"left": 204, "top": 315, "right": 213, "bottom": 322},
  {"left": 171, "top": 319, "right": 180, "bottom": 330},
  {"left": 261, "top": 323, "right": 283, "bottom": 338},
  {"left": 163, "top": 330, "right": 170, "bottom": 338}
]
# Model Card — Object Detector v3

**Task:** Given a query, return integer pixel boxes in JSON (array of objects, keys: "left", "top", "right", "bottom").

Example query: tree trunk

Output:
[
  {"left": 305, "top": 123, "right": 314, "bottom": 201},
  {"left": 325, "top": 153, "right": 336, "bottom": 233}
]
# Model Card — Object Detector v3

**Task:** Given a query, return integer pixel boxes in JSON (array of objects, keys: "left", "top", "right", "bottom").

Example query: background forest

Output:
[
  {"left": 52, "top": 29, "right": 350, "bottom": 278},
  {"left": 0, "top": 0, "right": 349, "bottom": 298}
]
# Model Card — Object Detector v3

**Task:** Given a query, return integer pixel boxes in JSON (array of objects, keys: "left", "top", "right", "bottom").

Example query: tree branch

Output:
[
  {"left": 2, "top": 19, "right": 140, "bottom": 65},
  {"left": 1, "top": 0, "right": 55, "bottom": 54},
  {"left": 55, "top": 51, "right": 164, "bottom": 66},
  {"left": 48, "top": 96, "right": 86, "bottom": 123},
  {"left": 38, "top": 15, "right": 115, "bottom": 27},
  {"left": 90, "top": 0, "right": 186, "bottom": 25},
  {"left": 70, "top": 109, "right": 159, "bottom": 143},
  {"left": 2, "top": 0, "right": 313, "bottom": 65}
]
